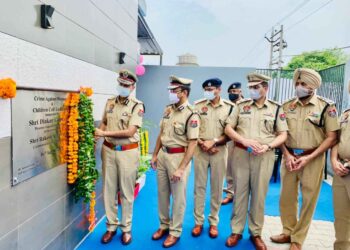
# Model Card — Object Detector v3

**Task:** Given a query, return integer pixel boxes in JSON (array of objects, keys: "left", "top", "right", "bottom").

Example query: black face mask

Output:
[{"left": 229, "top": 93, "right": 240, "bottom": 102}]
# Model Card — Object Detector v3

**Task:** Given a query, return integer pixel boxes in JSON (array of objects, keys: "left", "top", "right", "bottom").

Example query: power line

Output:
[
  {"left": 275, "top": 0, "right": 312, "bottom": 26},
  {"left": 239, "top": 0, "right": 312, "bottom": 64},
  {"left": 285, "top": 0, "right": 335, "bottom": 31}
]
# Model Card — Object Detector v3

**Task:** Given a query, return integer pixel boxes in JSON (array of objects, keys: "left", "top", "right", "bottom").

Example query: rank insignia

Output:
[
  {"left": 288, "top": 103, "right": 296, "bottom": 112},
  {"left": 241, "top": 105, "right": 251, "bottom": 114},
  {"left": 107, "top": 104, "right": 114, "bottom": 113},
  {"left": 200, "top": 106, "right": 208, "bottom": 115}
]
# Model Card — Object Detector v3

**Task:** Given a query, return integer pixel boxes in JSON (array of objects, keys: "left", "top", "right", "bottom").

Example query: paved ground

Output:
[{"left": 262, "top": 215, "right": 335, "bottom": 250}]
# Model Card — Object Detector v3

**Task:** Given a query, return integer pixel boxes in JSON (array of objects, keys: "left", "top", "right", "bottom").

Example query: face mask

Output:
[
  {"left": 249, "top": 89, "right": 261, "bottom": 100},
  {"left": 229, "top": 93, "right": 240, "bottom": 102},
  {"left": 117, "top": 85, "right": 131, "bottom": 97},
  {"left": 169, "top": 92, "right": 180, "bottom": 104},
  {"left": 204, "top": 90, "right": 215, "bottom": 100},
  {"left": 295, "top": 85, "right": 312, "bottom": 98}
]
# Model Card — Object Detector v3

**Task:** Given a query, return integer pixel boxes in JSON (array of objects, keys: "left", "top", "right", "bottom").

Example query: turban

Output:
[{"left": 293, "top": 68, "right": 321, "bottom": 89}]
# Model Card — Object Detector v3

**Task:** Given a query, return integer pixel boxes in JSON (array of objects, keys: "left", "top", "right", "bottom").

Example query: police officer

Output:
[
  {"left": 225, "top": 73, "right": 288, "bottom": 249},
  {"left": 192, "top": 78, "right": 234, "bottom": 238},
  {"left": 151, "top": 75, "right": 200, "bottom": 248},
  {"left": 331, "top": 80, "right": 350, "bottom": 250},
  {"left": 270, "top": 68, "right": 339, "bottom": 250},
  {"left": 95, "top": 69, "right": 144, "bottom": 245},
  {"left": 222, "top": 82, "right": 244, "bottom": 205}
]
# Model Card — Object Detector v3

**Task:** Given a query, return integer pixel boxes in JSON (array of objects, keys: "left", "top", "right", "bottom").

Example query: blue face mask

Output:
[
  {"left": 117, "top": 85, "right": 131, "bottom": 97},
  {"left": 249, "top": 89, "right": 261, "bottom": 100},
  {"left": 204, "top": 90, "right": 215, "bottom": 100},
  {"left": 229, "top": 93, "right": 240, "bottom": 102}
]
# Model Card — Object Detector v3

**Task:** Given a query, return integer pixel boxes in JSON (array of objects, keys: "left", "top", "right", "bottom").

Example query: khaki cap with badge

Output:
[
  {"left": 117, "top": 69, "right": 138, "bottom": 85},
  {"left": 247, "top": 73, "right": 271, "bottom": 87},
  {"left": 167, "top": 75, "right": 193, "bottom": 90}
]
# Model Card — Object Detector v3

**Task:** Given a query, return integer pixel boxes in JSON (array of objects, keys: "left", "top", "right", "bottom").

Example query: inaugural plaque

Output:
[{"left": 11, "top": 89, "right": 67, "bottom": 185}]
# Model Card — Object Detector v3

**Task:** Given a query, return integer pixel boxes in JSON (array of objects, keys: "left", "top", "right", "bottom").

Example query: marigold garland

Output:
[
  {"left": 59, "top": 88, "right": 98, "bottom": 231},
  {"left": 80, "top": 86, "right": 93, "bottom": 97},
  {"left": 0, "top": 78, "right": 16, "bottom": 99}
]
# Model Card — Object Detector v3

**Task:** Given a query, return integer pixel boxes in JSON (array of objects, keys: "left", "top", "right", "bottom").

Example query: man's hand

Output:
[
  {"left": 95, "top": 128, "right": 105, "bottom": 137},
  {"left": 293, "top": 155, "right": 311, "bottom": 171},
  {"left": 253, "top": 144, "right": 269, "bottom": 155},
  {"left": 242, "top": 139, "right": 263, "bottom": 152},
  {"left": 332, "top": 160, "right": 349, "bottom": 177},
  {"left": 284, "top": 152, "right": 297, "bottom": 172},
  {"left": 151, "top": 155, "right": 158, "bottom": 170},
  {"left": 201, "top": 140, "right": 216, "bottom": 151},
  {"left": 171, "top": 168, "right": 185, "bottom": 182},
  {"left": 208, "top": 147, "right": 219, "bottom": 155}
]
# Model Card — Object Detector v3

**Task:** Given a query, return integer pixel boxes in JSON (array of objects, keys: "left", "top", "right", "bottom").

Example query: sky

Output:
[{"left": 143, "top": 0, "right": 350, "bottom": 68}]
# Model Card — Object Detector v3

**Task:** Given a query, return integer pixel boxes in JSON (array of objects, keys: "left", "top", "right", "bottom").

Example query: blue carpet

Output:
[{"left": 77, "top": 166, "right": 334, "bottom": 250}]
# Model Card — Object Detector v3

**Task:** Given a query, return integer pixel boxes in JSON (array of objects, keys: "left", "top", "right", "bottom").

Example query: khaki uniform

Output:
[
  {"left": 225, "top": 141, "right": 235, "bottom": 198},
  {"left": 193, "top": 98, "right": 234, "bottom": 225},
  {"left": 333, "top": 108, "right": 350, "bottom": 250},
  {"left": 280, "top": 95, "right": 339, "bottom": 244},
  {"left": 157, "top": 101, "right": 200, "bottom": 237},
  {"left": 227, "top": 98, "right": 288, "bottom": 236},
  {"left": 101, "top": 96, "right": 144, "bottom": 232}
]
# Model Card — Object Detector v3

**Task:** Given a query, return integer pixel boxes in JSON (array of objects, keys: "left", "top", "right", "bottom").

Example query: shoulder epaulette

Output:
[
  {"left": 194, "top": 98, "right": 207, "bottom": 105},
  {"left": 282, "top": 97, "right": 297, "bottom": 105},
  {"left": 267, "top": 99, "right": 281, "bottom": 106},
  {"left": 237, "top": 98, "right": 252, "bottom": 105},
  {"left": 223, "top": 99, "right": 235, "bottom": 106},
  {"left": 317, "top": 96, "right": 335, "bottom": 105}
]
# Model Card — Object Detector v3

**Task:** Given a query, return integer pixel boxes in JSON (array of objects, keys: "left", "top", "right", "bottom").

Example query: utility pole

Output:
[{"left": 265, "top": 25, "right": 287, "bottom": 101}]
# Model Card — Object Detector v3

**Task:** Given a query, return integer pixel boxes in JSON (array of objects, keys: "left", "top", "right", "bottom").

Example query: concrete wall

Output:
[
  {"left": 0, "top": 0, "right": 139, "bottom": 249},
  {"left": 136, "top": 65, "right": 255, "bottom": 151}
]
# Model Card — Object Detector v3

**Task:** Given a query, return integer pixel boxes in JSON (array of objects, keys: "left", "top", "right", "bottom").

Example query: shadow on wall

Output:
[{"left": 136, "top": 65, "right": 256, "bottom": 151}]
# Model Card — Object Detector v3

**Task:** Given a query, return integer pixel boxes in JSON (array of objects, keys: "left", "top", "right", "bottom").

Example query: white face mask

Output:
[
  {"left": 295, "top": 85, "right": 311, "bottom": 98},
  {"left": 203, "top": 90, "right": 215, "bottom": 100},
  {"left": 117, "top": 85, "right": 131, "bottom": 97},
  {"left": 249, "top": 89, "right": 261, "bottom": 100},
  {"left": 168, "top": 92, "right": 180, "bottom": 104}
]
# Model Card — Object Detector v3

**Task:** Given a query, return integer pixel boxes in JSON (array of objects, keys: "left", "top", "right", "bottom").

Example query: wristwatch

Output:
[
  {"left": 213, "top": 138, "right": 219, "bottom": 146},
  {"left": 267, "top": 144, "right": 273, "bottom": 151}
]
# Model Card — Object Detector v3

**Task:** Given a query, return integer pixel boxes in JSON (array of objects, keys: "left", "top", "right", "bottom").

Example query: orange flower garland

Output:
[
  {"left": 88, "top": 191, "right": 97, "bottom": 232},
  {"left": 0, "top": 78, "right": 16, "bottom": 99},
  {"left": 80, "top": 86, "right": 93, "bottom": 97},
  {"left": 67, "top": 93, "right": 80, "bottom": 184}
]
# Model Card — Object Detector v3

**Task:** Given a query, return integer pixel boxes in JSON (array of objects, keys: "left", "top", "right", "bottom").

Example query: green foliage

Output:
[
  {"left": 284, "top": 49, "right": 349, "bottom": 71},
  {"left": 73, "top": 93, "right": 98, "bottom": 203},
  {"left": 138, "top": 155, "right": 151, "bottom": 178}
]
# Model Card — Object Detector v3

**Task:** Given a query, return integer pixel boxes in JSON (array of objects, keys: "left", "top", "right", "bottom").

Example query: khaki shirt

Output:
[
  {"left": 194, "top": 98, "right": 234, "bottom": 140},
  {"left": 282, "top": 95, "right": 340, "bottom": 149},
  {"left": 160, "top": 101, "right": 200, "bottom": 147},
  {"left": 338, "top": 109, "right": 350, "bottom": 160},
  {"left": 227, "top": 98, "right": 288, "bottom": 144},
  {"left": 102, "top": 96, "right": 144, "bottom": 145}
]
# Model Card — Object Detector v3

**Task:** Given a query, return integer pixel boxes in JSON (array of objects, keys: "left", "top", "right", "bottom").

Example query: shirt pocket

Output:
[
  {"left": 173, "top": 121, "right": 186, "bottom": 136},
  {"left": 261, "top": 117, "right": 275, "bottom": 134},
  {"left": 119, "top": 115, "right": 131, "bottom": 129},
  {"left": 286, "top": 114, "right": 298, "bottom": 131}
]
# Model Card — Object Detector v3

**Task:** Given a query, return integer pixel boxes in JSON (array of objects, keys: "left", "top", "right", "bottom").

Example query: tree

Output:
[{"left": 284, "top": 49, "right": 349, "bottom": 71}]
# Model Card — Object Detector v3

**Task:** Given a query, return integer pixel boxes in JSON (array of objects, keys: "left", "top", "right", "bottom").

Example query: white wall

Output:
[{"left": 0, "top": 31, "right": 118, "bottom": 138}]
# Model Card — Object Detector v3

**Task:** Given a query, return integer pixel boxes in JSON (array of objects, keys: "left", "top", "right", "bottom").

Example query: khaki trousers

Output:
[
  {"left": 193, "top": 145, "right": 228, "bottom": 225},
  {"left": 231, "top": 148, "right": 275, "bottom": 236},
  {"left": 333, "top": 174, "right": 350, "bottom": 250},
  {"left": 102, "top": 145, "right": 139, "bottom": 232},
  {"left": 225, "top": 141, "right": 235, "bottom": 198},
  {"left": 156, "top": 149, "right": 191, "bottom": 237},
  {"left": 280, "top": 153, "right": 325, "bottom": 244}
]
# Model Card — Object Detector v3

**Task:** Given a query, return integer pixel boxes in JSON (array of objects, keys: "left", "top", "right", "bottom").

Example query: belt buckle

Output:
[
  {"left": 293, "top": 149, "right": 304, "bottom": 156},
  {"left": 115, "top": 145, "right": 122, "bottom": 151}
]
